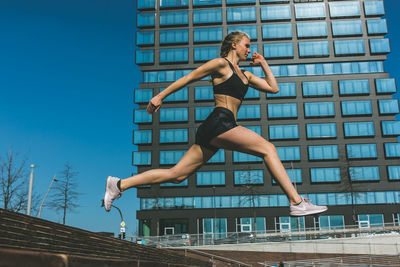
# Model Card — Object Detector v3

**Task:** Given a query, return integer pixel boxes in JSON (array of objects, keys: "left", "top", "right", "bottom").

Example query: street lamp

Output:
[
  {"left": 101, "top": 200, "right": 126, "bottom": 239},
  {"left": 37, "top": 175, "right": 58, "bottom": 218},
  {"left": 27, "top": 164, "right": 35, "bottom": 215}
]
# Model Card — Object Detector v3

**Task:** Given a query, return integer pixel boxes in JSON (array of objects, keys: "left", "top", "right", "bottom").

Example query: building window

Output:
[
  {"left": 339, "top": 79, "right": 369, "bottom": 96},
  {"left": 276, "top": 217, "right": 305, "bottom": 234},
  {"left": 267, "top": 82, "right": 296, "bottom": 98},
  {"left": 349, "top": 166, "right": 380, "bottom": 181},
  {"left": 160, "top": 48, "right": 188, "bottom": 63},
  {"left": 233, "top": 152, "right": 262, "bottom": 163},
  {"left": 160, "top": 11, "right": 188, "bottom": 26},
  {"left": 331, "top": 20, "right": 362, "bottom": 37},
  {"left": 136, "top": 50, "right": 154, "bottom": 64},
  {"left": 269, "top": 124, "right": 299, "bottom": 140},
  {"left": 134, "top": 88, "right": 153, "bottom": 103},
  {"left": 160, "top": 87, "right": 188, "bottom": 102},
  {"left": 203, "top": 218, "right": 227, "bottom": 241},
  {"left": 137, "top": 13, "right": 155, "bottom": 27},
  {"left": 299, "top": 41, "right": 329, "bottom": 57},
  {"left": 194, "top": 27, "right": 222, "bottom": 43},
  {"left": 160, "top": 108, "right": 188, "bottom": 122},
  {"left": 227, "top": 7, "right": 256, "bottom": 23},
  {"left": 344, "top": 122, "right": 375, "bottom": 137},
  {"left": 160, "top": 179, "right": 188, "bottom": 187},
  {"left": 160, "top": 29, "right": 188, "bottom": 44},
  {"left": 208, "top": 150, "right": 225, "bottom": 163},
  {"left": 197, "top": 171, "right": 225, "bottom": 186},
  {"left": 294, "top": 3, "right": 325, "bottom": 20},
  {"left": 304, "top": 102, "right": 335, "bottom": 118},
  {"left": 133, "top": 151, "right": 151, "bottom": 166},
  {"left": 329, "top": 2, "right": 361, "bottom": 18},
  {"left": 227, "top": 0, "right": 256, "bottom": 4},
  {"left": 160, "top": 129, "right": 188, "bottom": 143},
  {"left": 306, "top": 123, "right": 336, "bottom": 139},
  {"left": 334, "top": 39, "right": 365, "bottom": 56},
  {"left": 370, "top": 38, "right": 391, "bottom": 54},
  {"left": 367, "top": 19, "right": 388, "bottom": 35},
  {"left": 136, "top": 31, "right": 155, "bottom": 46},
  {"left": 358, "top": 214, "right": 384, "bottom": 228},
  {"left": 228, "top": 25, "right": 257, "bottom": 40},
  {"left": 262, "top": 24, "right": 292, "bottom": 39},
  {"left": 237, "top": 105, "right": 261, "bottom": 120},
  {"left": 261, "top": 5, "right": 291, "bottom": 21},
  {"left": 195, "top": 106, "right": 214, "bottom": 121},
  {"left": 277, "top": 146, "right": 301, "bottom": 161},
  {"left": 364, "top": 1, "right": 385, "bottom": 16},
  {"left": 272, "top": 169, "right": 302, "bottom": 184},
  {"left": 138, "top": 0, "right": 155, "bottom": 9},
  {"left": 193, "top": 0, "right": 221, "bottom": 6},
  {"left": 382, "top": 121, "right": 400, "bottom": 136},
  {"left": 134, "top": 109, "right": 152, "bottom": 123},
  {"left": 341, "top": 100, "right": 372, "bottom": 116},
  {"left": 144, "top": 69, "right": 192, "bottom": 83},
  {"left": 237, "top": 217, "right": 266, "bottom": 234},
  {"left": 160, "top": 150, "right": 185, "bottom": 165},
  {"left": 160, "top": 0, "right": 189, "bottom": 8},
  {"left": 302, "top": 81, "right": 333, "bottom": 97},
  {"left": 263, "top": 43, "right": 293, "bottom": 59},
  {"left": 268, "top": 103, "right": 297, "bottom": 119},
  {"left": 319, "top": 215, "right": 345, "bottom": 231},
  {"left": 375, "top": 78, "right": 397, "bottom": 94},
  {"left": 193, "top": 9, "right": 222, "bottom": 24},
  {"left": 234, "top": 170, "right": 264, "bottom": 185},
  {"left": 296, "top": 22, "right": 328, "bottom": 38},
  {"left": 385, "top": 143, "right": 400, "bottom": 158},
  {"left": 346, "top": 144, "right": 377, "bottom": 159},
  {"left": 195, "top": 86, "right": 213, "bottom": 101},
  {"left": 194, "top": 46, "right": 219, "bottom": 62},
  {"left": 378, "top": 99, "right": 400, "bottom": 115},
  {"left": 308, "top": 145, "right": 339, "bottom": 161},
  {"left": 245, "top": 125, "right": 261, "bottom": 135},
  {"left": 260, "top": 0, "right": 289, "bottom": 2},
  {"left": 311, "top": 168, "right": 341, "bottom": 183},
  {"left": 244, "top": 88, "right": 260, "bottom": 99},
  {"left": 388, "top": 166, "right": 400, "bottom": 180},
  {"left": 134, "top": 130, "right": 152, "bottom": 145}
]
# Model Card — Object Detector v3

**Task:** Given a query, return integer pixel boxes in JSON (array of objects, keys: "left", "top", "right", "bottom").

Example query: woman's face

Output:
[{"left": 234, "top": 36, "right": 251, "bottom": 61}]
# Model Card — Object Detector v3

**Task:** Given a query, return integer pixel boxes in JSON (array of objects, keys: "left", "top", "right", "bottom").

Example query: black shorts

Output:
[{"left": 195, "top": 107, "right": 238, "bottom": 152}]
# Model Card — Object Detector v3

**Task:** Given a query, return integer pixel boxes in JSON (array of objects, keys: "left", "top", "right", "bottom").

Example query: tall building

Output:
[{"left": 134, "top": 0, "right": 400, "bottom": 238}]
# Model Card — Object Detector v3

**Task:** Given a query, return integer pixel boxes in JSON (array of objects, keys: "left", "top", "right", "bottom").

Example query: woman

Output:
[{"left": 104, "top": 32, "right": 327, "bottom": 217}]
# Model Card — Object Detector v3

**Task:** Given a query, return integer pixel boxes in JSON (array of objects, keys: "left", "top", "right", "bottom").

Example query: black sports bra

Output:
[{"left": 213, "top": 58, "right": 249, "bottom": 101}]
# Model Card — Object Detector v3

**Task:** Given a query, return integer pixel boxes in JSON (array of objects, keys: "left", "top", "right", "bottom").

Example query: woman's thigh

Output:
[{"left": 209, "top": 126, "right": 273, "bottom": 158}]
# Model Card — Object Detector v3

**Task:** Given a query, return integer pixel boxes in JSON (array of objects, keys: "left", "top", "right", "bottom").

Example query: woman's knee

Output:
[
  {"left": 260, "top": 141, "right": 277, "bottom": 158},
  {"left": 168, "top": 168, "right": 189, "bottom": 183}
]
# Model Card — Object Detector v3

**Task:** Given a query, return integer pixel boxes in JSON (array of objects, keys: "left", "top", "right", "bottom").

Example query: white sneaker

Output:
[
  {"left": 104, "top": 176, "right": 122, "bottom": 212},
  {"left": 290, "top": 197, "right": 327, "bottom": 217}
]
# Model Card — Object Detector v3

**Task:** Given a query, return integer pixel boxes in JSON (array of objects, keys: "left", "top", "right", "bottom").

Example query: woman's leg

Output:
[
  {"left": 104, "top": 145, "right": 216, "bottom": 211},
  {"left": 121, "top": 144, "right": 216, "bottom": 190},
  {"left": 209, "top": 126, "right": 302, "bottom": 205}
]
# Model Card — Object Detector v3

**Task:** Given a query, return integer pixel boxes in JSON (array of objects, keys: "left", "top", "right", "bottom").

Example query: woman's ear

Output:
[{"left": 231, "top": 42, "right": 237, "bottom": 50}]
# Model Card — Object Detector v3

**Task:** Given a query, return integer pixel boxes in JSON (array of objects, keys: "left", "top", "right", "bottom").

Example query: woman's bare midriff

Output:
[{"left": 214, "top": 94, "right": 241, "bottom": 120}]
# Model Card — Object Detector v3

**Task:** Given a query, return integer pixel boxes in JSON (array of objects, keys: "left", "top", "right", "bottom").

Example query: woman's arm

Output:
[
  {"left": 245, "top": 52, "right": 279, "bottom": 94},
  {"left": 147, "top": 58, "right": 226, "bottom": 113}
]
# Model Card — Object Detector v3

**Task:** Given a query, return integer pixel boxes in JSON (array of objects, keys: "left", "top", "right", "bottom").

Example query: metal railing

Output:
[
  {"left": 260, "top": 254, "right": 400, "bottom": 267},
  {"left": 130, "top": 223, "right": 400, "bottom": 248}
]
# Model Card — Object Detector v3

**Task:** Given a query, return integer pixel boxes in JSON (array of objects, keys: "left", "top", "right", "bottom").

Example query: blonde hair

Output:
[{"left": 220, "top": 31, "right": 250, "bottom": 58}]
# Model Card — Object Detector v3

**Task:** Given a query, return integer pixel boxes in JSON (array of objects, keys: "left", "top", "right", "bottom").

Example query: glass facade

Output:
[{"left": 134, "top": 0, "right": 400, "bottom": 237}]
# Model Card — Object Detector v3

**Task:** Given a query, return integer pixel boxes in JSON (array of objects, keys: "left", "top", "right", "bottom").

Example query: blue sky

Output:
[{"left": 0, "top": 0, "right": 399, "bottom": 236}]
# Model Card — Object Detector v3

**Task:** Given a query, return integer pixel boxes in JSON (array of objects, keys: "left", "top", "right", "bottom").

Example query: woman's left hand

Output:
[{"left": 250, "top": 52, "right": 267, "bottom": 66}]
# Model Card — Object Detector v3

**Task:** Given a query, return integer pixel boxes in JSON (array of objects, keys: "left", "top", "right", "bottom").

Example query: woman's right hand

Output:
[{"left": 147, "top": 95, "right": 163, "bottom": 113}]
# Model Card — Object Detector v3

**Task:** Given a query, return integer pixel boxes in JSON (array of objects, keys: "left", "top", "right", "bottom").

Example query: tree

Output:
[
  {"left": 49, "top": 164, "right": 80, "bottom": 224},
  {"left": 0, "top": 149, "right": 36, "bottom": 213}
]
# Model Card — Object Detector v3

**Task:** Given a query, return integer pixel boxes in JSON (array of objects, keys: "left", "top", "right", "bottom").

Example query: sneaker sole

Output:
[{"left": 290, "top": 207, "right": 328, "bottom": 217}]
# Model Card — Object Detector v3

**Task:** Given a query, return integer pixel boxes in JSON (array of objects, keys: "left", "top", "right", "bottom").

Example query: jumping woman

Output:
[{"left": 104, "top": 31, "right": 327, "bottom": 217}]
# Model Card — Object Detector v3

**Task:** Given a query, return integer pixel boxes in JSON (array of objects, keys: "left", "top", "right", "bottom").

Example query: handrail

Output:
[{"left": 181, "top": 247, "right": 252, "bottom": 267}]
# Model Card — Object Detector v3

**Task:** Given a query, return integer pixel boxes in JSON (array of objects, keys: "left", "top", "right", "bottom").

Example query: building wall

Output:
[{"left": 134, "top": 0, "right": 400, "bottom": 237}]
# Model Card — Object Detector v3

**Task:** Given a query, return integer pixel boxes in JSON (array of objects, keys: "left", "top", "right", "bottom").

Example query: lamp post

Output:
[
  {"left": 27, "top": 164, "right": 35, "bottom": 215},
  {"left": 37, "top": 175, "right": 58, "bottom": 218},
  {"left": 101, "top": 200, "right": 126, "bottom": 239}
]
